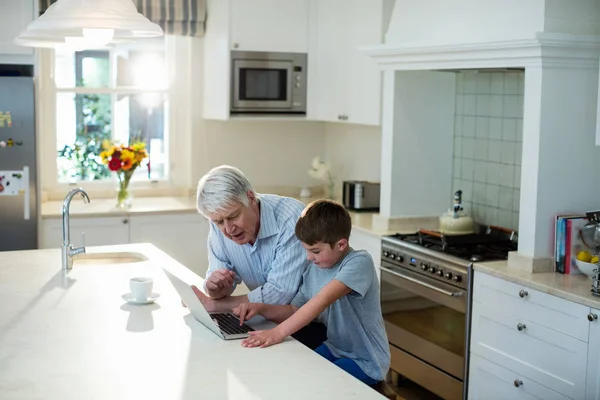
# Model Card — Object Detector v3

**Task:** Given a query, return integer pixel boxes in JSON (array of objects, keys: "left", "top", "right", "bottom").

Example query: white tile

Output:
[
  {"left": 472, "top": 204, "right": 484, "bottom": 222},
  {"left": 462, "top": 137, "right": 475, "bottom": 159},
  {"left": 474, "top": 138, "right": 488, "bottom": 161},
  {"left": 461, "top": 159, "right": 474, "bottom": 180},
  {"left": 490, "top": 73, "right": 504, "bottom": 94},
  {"left": 512, "top": 212, "right": 520, "bottom": 231},
  {"left": 502, "top": 119, "right": 518, "bottom": 141},
  {"left": 454, "top": 116, "right": 463, "bottom": 137},
  {"left": 462, "top": 180, "right": 474, "bottom": 202},
  {"left": 486, "top": 163, "right": 501, "bottom": 185},
  {"left": 516, "top": 119, "right": 523, "bottom": 142},
  {"left": 513, "top": 189, "right": 520, "bottom": 211},
  {"left": 455, "top": 94, "right": 464, "bottom": 115},
  {"left": 456, "top": 74, "right": 464, "bottom": 94},
  {"left": 464, "top": 75, "right": 477, "bottom": 93},
  {"left": 487, "top": 140, "right": 502, "bottom": 163},
  {"left": 498, "top": 209, "right": 513, "bottom": 229},
  {"left": 485, "top": 184, "right": 500, "bottom": 207},
  {"left": 473, "top": 182, "right": 486, "bottom": 204},
  {"left": 473, "top": 160, "right": 487, "bottom": 182},
  {"left": 454, "top": 136, "right": 463, "bottom": 158},
  {"left": 463, "top": 117, "right": 476, "bottom": 137},
  {"left": 499, "top": 164, "right": 515, "bottom": 187},
  {"left": 498, "top": 187, "right": 514, "bottom": 210},
  {"left": 503, "top": 95, "right": 522, "bottom": 118},
  {"left": 514, "top": 166, "right": 521, "bottom": 189},
  {"left": 475, "top": 117, "right": 489, "bottom": 138},
  {"left": 453, "top": 158, "right": 462, "bottom": 179},
  {"left": 517, "top": 73, "right": 525, "bottom": 95},
  {"left": 464, "top": 95, "right": 477, "bottom": 115},
  {"left": 517, "top": 96, "right": 524, "bottom": 118},
  {"left": 501, "top": 141, "right": 516, "bottom": 165},
  {"left": 489, "top": 118, "right": 502, "bottom": 140},
  {"left": 515, "top": 142, "right": 522, "bottom": 166},
  {"left": 477, "top": 73, "right": 491, "bottom": 94},
  {"left": 476, "top": 95, "right": 490, "bottom": 116},
  {"left": 485, "top": 207, "right": 499, "bottom": 226},
  {"left": 453, "top": 179, "right": 461, "bottom": 194},
  {"left": 490, "top": 95, "right": 503, "bottom": 117},
  {"left": 505, "top": 72, "right": 520, "bottom": 95}
]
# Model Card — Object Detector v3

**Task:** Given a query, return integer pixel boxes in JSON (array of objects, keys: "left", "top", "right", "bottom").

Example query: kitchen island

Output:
[{"left": 0, "top": 243, "right": 385, "bottom": 400}]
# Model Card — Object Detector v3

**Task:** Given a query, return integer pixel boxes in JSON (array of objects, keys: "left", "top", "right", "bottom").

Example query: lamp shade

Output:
[{"left": 15, "top": 0, "right": 163, "bottom": 49}]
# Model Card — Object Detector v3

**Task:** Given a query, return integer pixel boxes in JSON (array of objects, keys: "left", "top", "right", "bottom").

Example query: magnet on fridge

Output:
[
  {"left": 7, "top": 138, "right": 13, "bottom": 147},
  {"left": 16, "top": 140, "right": 22, "bottom": 146},
  {"left": 0, "top": 141, "right": 5, "bottom": 148},
  {"left": 0, "top": 184, "right": 4, "bottom": 192}
]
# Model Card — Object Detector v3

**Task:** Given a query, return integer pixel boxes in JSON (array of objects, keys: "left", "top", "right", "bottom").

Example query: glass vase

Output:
[{"left": 116, "top": 172, "right": 133, "bottom": 209}]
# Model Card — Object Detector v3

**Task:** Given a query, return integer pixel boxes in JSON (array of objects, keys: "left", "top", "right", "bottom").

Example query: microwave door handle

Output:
[{"left": 379, "top": 266, "right": 464, "bottom": 297}]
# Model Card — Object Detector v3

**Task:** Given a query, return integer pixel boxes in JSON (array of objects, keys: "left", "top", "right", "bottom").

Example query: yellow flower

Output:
[
  {"left": 101, "top": 139, "right": 111, "bottom": 150},
  {"left": 120, "top": 149, "right": 134, "bottom": 163}
]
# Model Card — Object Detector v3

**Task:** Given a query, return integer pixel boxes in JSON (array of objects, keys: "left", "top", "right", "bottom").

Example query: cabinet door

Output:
[
  {"left": 315, "top": 0, "right": 350, "bottom": 123},
  {"left": 129, "top": 213, "right": 209, "bottom": 278},
  {"left": 41, "top": 217, "right": 130, "bottom": 249},
  {"left": 469, "top": 353, "right": 570, "bottom": 400},
  {"left": 346, "top": 0, "right": 383, "bottom": 126},
  {"left": 349, "top": 227, "right": 381, "bottom": 282},
  {"left": 230, "top": 0, "right": 309, "bottom": 53},
  {"left": 0, "top": 0, "right": 34, "bottom": 56},
  {"left": 586, "top": 307, "right": 600, "bottom": 399}
]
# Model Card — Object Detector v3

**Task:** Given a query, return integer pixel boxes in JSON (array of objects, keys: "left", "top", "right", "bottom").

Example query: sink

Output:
[{"left": 72, "top": 252, "right": 148, "bottom": 266}]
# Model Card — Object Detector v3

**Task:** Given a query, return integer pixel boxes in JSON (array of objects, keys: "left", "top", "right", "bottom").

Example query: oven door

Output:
[
  {"left": 380, "top": 261, "right": 467, "bottom": 399},
  {"left": 232, "top": 59, "right": 293, "bottom": 111}
]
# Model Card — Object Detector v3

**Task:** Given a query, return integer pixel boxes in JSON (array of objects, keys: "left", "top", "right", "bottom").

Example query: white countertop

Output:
[
  {"left": 474, "top": 260, "right": 600, "bottom": 309},
  {"left": 0, "top": 243, "right": 385, "bottom": 400}
]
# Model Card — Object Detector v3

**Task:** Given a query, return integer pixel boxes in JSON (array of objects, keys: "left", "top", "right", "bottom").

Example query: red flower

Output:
[{"left": 108, "top": 158, "right": 121, "bottom": 171}]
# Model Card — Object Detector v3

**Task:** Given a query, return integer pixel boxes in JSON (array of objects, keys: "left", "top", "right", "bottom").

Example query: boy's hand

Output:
[
  {"left": 241, "top": 328, "right": 286, "bottom": 348},
  {"left": 233, "top": 302, "right": 264, "bottom": 325}
]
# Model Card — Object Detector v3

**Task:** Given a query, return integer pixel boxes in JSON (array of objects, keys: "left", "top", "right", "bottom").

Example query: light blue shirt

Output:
[
  {"left": 204, "top": 194, "right": 309, "bottom": 304},
  {"left": 291, "top": 249, "right": 391, "bottom": 381}
]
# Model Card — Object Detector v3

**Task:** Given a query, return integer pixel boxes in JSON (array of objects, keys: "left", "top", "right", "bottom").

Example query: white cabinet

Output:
[
  {"left": 0, "top": 0, "right": 34, "bottom": 58},
  {"left": 350, "top": 227, "right": 381, "bottom": 281},
  {"left": 129, "top": 214, "right": 209, "bottom": 278},
  {"left": 586, "top": 307, "right": 600, "bottom": 399},
  {"left": 41, "top": 217, "right": 130, "bottom": 249},
  {"left": 41, "top": 213, "right": 210, "bottom": 277},
  {"left": 314, "top": 0, "right": 385, "bottom": 126}
]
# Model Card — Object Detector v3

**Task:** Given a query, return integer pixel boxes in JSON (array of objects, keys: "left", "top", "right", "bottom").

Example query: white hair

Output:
[{"left": 196, "top": 165, "right": 257, "bottom": 217}]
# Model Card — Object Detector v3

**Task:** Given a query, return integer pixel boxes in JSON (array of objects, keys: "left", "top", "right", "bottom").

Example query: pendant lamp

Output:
[{"left": 15, "top": 0, "right": 163, "bottom": 49}]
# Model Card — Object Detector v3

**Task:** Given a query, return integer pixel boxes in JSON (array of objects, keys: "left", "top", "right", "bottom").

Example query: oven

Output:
[{"left": 230, "top": 50, "right": 307, "bottom": 114}]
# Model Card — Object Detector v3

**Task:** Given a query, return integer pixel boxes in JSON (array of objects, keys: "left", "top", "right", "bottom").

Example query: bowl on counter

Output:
[{"left": 575, "top": 259, "right": 599, "bottom": 279}]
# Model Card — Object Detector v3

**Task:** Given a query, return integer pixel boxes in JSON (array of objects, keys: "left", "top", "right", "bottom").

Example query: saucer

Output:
[{"left": 122, "top": 292, "right": 160, "bottom": 305}]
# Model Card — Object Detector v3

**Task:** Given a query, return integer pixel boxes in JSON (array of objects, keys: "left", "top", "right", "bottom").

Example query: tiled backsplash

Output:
[{"left": 452, "top": 71, "right": 524, "bottom": 231}]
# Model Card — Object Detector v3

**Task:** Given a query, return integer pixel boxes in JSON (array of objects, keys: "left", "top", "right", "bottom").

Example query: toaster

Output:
[{"left": 342, "top": 181, "right": 380, "bottom": 211}]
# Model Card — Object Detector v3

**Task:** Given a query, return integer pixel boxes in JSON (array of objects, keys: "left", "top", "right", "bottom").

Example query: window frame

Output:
[{"left": 37, "top": 36, "right": 193, "bottom": 197}]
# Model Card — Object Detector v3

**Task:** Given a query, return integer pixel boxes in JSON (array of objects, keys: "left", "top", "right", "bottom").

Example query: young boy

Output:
[{"left": 232, "top": 199, "right": 390, "bottom": 385}]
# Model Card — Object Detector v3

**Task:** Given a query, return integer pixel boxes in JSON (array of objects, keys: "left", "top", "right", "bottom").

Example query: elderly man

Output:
[{"left": 192, "top": 165, "right": 326, "bottom": 349}]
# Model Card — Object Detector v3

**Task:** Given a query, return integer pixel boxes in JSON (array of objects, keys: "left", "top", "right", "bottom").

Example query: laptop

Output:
[{"left": 162, "top": 268, "right": 254, "bottom": 340}]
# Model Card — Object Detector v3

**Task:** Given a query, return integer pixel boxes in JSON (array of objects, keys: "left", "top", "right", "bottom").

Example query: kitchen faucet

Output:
[{"left": 62, "top": 188, "right": 90, "bottom": 270}]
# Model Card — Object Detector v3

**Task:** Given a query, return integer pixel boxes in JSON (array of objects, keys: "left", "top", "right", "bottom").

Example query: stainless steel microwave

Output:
[{"left": 230, "top": 51, "right": 307, "bottom": 114}]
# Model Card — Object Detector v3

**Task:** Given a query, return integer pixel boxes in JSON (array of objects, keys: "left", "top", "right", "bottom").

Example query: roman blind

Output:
[{"left": 39, "top": 0, "right": 207, "bottom": 37}]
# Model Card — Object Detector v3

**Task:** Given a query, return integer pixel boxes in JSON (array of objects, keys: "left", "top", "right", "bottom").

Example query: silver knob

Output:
[
  {"left": 445, "top": 272, "right": 452, "bottom": 279},
  {"left": 390, "top": 254, "right": 396, "bottom": 260},
  {"left": 383, "top": 251, "right": 389, "bottom": 258},
  {"left": 232, "top": 42, "right": 239, "bottom": 49},
  {"left": 437, "top": 270, "right": 444, "bottom": 276},
  {"left": 519, "top": 290, "right": 528, "bottom": 298},
  {"left": 517, "top": 323, "right": 526, "bottom": 331},
  {"left": 589, "top": 313, "right": 598, "bottom": 322},
  {"left": 122, "top": 218, "right": 128, "bottom": 224},
  {"left": 514, "top": 379, "right": 523, "bottom": 387},
  {"left": 453, "top": 275, "right": 461, "bottom": 282}
]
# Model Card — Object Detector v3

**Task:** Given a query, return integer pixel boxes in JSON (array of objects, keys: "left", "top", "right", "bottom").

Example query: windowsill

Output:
[{"left": 41, "top": 185, "right": 193, "bottom": 202}]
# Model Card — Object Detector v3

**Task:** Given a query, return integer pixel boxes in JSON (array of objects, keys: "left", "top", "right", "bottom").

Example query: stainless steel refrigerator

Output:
[{"left": 0, "top": 65, "right": 37, "bottom": 251}]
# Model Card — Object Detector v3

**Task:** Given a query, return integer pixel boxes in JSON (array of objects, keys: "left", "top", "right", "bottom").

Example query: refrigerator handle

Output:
[{"left": 22, "top": 166, "right": 29, "bottom": 221}]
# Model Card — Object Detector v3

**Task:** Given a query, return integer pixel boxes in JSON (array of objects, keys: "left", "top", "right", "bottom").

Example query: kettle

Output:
[{"left": 439, "top": 190, "right": 475, "bottom": 235}]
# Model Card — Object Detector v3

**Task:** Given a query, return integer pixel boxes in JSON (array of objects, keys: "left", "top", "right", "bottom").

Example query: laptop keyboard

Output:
[{"left": 211, "top": 313, "right": 255, "bottom": 335}]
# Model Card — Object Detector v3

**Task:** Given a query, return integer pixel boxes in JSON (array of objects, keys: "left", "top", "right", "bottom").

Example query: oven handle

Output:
[{"left": 379, "top": 266, "right": 464, "bottom": 297}]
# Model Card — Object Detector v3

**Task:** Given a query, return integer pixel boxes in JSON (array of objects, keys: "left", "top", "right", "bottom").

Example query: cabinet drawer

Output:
[
  {"left": 469, "top": 353, "right": 570, "bottom": 400},
  {"left": 471, "top": 302, "right": 587, "bottom": 399},
  {"left": 474, "top": 271, "right": 589, "bottom": 341}
]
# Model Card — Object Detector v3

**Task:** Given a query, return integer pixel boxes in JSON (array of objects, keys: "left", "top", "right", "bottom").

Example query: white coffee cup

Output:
[{"left": 130, "top": 277, "right": 153, "bottom": 301}]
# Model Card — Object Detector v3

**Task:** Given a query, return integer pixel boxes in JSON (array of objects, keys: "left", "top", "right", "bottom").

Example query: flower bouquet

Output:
[
  {"left": 308, "top": 156, "right": 335, "bottom": 199},
  {"left": 100, "top": 139, "right": 149, "bottom": 208}
]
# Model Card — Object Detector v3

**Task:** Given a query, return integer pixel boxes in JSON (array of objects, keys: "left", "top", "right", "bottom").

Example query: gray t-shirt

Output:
[{"left": 291, "top": 249, "right": 391, "bottom": 381}]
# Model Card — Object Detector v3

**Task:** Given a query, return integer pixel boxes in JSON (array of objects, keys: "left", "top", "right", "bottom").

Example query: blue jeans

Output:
[{"left": 314, "top": 343, "right": 378, "bottom": 386}]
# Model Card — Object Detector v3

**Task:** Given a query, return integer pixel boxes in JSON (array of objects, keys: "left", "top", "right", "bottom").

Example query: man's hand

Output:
[
  {"left": 241, "top": 328, "right": 286, "bottom": 348},
  {"left": 233, "top": 302, "right": 264, "bottom": 325},
  {"left": 205, "top": 268, "right": 236, "bottom": 298}
]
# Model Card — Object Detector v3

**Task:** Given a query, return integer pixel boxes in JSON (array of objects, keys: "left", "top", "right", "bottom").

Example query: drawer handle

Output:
[
  {"left": 517, "top": 323, "right": 526, "bottom": 331},
  {"left": 514, "top": 379, "right": 523, "bottom": 388},
  {"left": 589, "top": 313, "right": 598, "bottom": 322},
  {"left": 519, "top": 290, "right": 528, "bottom": 298}
]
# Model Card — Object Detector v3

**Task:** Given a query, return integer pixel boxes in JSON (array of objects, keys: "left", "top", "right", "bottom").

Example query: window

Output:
[{"left": 54, "top": 38, "right": 170, "bottom": 183}]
